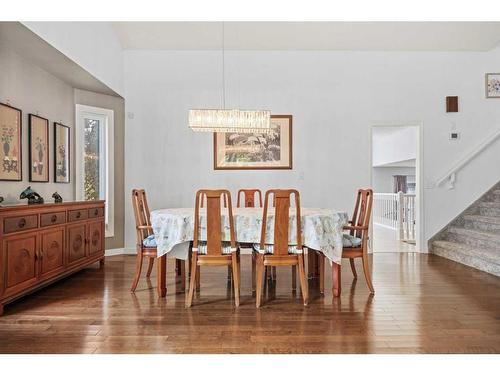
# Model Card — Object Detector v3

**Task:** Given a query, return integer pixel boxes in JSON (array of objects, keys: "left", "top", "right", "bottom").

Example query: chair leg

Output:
[
  {"left": 146, "top": 257, "right": 155, "bottom": 278},
  {"left": 332, "top": 261, "right": 341, "bottom": 297},
  {"left": 231, "top": 253, "right": 240, "bottom": 307},
  {"left": 319, "top": 252, "right": 325, "bottom": 294},
  {"left": 130, "top": 252, "right": 143, "bottom": 292},
  {"left": 180, "top": 260, "right": 186, "bottom": 291},
  {"left": 272, "top": 266, "right": 277, "bottom": 281},
  {"left": 196, "top": 265, "right": 201, "bottom": 292},
  {"left": 297, "top": 255, "right": 308, "bottom": 306},
  {"left": 186, "top": 253, "right": 198, "bottom": 307},
  {"left": 252, "top": 253, "right": 256, "bottom": 293},
  {"left": 291, "top": 265, "right": 297, "bottom": 291},
  {"left": 349, "top": 258, "right": 357, "bottom": 279},
  {"left": 255, "top": 255, "right": 265, "bottom": 308},
  {"left": 227, "top": 265, "right": 232, "bottom": 281},
  {"left": 362, "top": 254, "right": 375, "bottom": 294}
]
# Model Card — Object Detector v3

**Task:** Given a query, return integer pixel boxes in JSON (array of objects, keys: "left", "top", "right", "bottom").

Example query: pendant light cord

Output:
[{"left": 222, "top": 22, "right": 226, "bottom": 110}]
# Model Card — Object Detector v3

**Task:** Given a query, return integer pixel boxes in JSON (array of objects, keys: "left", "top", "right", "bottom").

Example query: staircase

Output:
[{"left": 430, "top": 182, "right": 500, "bottom": 276}]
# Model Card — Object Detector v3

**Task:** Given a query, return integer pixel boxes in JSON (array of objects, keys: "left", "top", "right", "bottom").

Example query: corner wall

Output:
[{"left": 0, "top": 47, "right": 75, "bottom": 203}]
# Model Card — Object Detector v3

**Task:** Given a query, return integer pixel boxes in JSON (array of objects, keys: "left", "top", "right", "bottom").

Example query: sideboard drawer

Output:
[
  {"left": 68, "top": 209, "right": 88, "bottom": 222},
  {"left": 88, "top": 207, "right": 104, "bottom": 218},
  {"left": 4, "top": 215, "right": 38, "bottom": 234},
  {"left": 40, "top": 211, "right": 66, "bottom": 227}
]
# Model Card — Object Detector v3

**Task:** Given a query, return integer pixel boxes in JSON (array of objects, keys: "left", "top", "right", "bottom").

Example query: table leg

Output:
[
  {"left": 332, "top": 261, "right": 341, "bottom": 297},
  {"left": 157, "top": 255, "right": 167, "bottom": 298},
  {"left": 307, "top": 250, "right": 319, "bottom": 279}
]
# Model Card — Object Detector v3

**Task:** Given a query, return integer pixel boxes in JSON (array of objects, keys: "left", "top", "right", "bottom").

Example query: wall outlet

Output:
[
  {"left": 127, "top": 112, "right": 135, "bottom": 119},
  {"left": 450, "top": 132, "right": 460, "bottom": 140}
]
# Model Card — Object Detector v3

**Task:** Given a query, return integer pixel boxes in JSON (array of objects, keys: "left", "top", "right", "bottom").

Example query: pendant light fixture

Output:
[{"left": 188, "top": 23, "right": 271, "bottom": 133}]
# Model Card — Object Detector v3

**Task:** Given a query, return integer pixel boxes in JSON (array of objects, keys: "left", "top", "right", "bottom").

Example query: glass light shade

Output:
[{"left": 188, "top": 109, "right": 271, "bottom": 133}]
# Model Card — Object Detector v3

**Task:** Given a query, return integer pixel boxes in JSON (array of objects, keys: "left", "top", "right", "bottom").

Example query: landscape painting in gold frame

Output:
[{"left": 214, "top": 115, "right": 292, "bottom": 170}]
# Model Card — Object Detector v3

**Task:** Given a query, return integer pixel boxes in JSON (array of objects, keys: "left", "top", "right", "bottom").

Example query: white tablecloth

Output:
[{"left": 150, "top": 207, "right": 349, "bottom": 264}]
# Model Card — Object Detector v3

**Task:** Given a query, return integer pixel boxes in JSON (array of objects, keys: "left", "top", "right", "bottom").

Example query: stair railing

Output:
[
  {"left": 436, "top": 127, "right": 500, "bottom": 189},
  {"left": 374, "top": 192, "right": 416, "bottom": 243}
]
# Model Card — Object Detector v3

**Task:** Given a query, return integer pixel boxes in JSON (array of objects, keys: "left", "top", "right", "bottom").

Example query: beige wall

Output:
[
  {"left": 0, "top": 47, "right": 75, "bottom": 203},
  {"left": 74, "top": 89, "right": 125, "bottom": 250}
]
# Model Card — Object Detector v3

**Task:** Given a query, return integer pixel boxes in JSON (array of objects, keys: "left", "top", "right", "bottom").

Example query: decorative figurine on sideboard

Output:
[
  {"left": 19, "top": 186, "right": 44, "bottom": 204},
  {"left": 52, "top": 191, "right": 63, "bottom": 203}
]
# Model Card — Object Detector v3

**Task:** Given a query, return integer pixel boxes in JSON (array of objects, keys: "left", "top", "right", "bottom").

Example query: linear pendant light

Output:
[{"left": 188, "top": 23, "right": 271, "bottom": 133}]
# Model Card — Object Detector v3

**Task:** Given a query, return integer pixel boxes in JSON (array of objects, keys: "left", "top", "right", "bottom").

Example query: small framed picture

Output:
[
  {"left": 486, "top": 73, "right": 500, "bottom": 98},
  {"left": 29, "top": 114, "right": 49, "bottom": 182},
  {"left": 54, "top": 122, "right": 70, "bottom": 183},
  {"left": 0, "top": 102, "right": 22, "bottom": 181}
]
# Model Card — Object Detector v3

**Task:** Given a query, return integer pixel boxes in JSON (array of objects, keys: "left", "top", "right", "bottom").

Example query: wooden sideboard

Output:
[{"left": 0, "top": 200, "right": 105, "bottom": 315}]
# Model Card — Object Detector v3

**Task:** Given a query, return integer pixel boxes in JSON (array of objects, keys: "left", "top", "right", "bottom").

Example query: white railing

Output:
[
  {"left": 374, "top": 192, "right": 416, "bottom": 243},
  {"left": 436, "top": 127, "right": 500, "bottom": 189}
]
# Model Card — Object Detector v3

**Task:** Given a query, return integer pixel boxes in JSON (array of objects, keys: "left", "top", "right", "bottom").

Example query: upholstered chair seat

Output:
[
  {"left": 197, "top": 241, "right": 234, "bottom": 255},
  {"left": 143, "top": 234, "right": 157, "bottom": 248},
  {"left": 342, "top": 234, "right": 362, "bottom": 248},
  {"left": 252, "top": 243, "right": 303, "bottom": 254}
]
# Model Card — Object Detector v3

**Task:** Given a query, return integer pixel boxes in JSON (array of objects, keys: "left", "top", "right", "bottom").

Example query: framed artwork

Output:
[
  {"left": 214, "top": 115, "right": 293, "bottom": 170},
  {"left": 0, "top": 102, "right": 22, "bottom": 181},
  {"left": 54, "top": 122, "right": 70, "bottom": 183},
  {"left": 29, "top": 114, "right": 49, "bottom": 182},
  {"left": 486, "top": 73, "right": 500, "bottom": 98}
]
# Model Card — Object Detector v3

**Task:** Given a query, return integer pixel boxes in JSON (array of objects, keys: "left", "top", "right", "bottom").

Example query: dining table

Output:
[{"left": 150, "top": 207, "right": 349, "bottom": 298}]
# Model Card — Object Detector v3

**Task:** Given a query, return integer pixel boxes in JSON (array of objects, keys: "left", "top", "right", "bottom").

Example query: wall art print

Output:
[
  {"left": 214, "top": 115, "right": 292, "bottom": 170},
  {"left": 0, "top": 102, "right": 22, "bottom": 181},
  {"left": 29, "top": 114, "right": 49, "bottom": 182},
  {"left": 486, "top": 73, "right": 500, "bottom": 98},
  {"left": 54, "top": 122, "right": 70, "bottom": 183}
]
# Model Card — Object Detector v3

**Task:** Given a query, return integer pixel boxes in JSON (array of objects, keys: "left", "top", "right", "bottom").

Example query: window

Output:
[{"left": 75, "top": 105, "right": 114, "bottom": 237}]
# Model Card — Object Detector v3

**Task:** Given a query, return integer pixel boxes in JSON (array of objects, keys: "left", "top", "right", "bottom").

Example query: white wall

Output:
[
  {"left": 123, "top": 48, "right": 500, "bottom": 250},
  {"left": 372, "top": 127, "right": 417, "bottom": 166},
  {"left": 23, "top": 22, "right": 124, "bottom": 96},
  {"left": 0, "top": 47, "right": 75, "bottom": 203},
  {"left": 372, "top": 167, "right": 416, "bottom": 193}
]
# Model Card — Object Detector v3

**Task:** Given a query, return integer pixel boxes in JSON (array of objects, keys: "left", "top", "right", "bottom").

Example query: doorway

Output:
[{"left": 370, "top": 123, "right": 423, "bottom": 253}]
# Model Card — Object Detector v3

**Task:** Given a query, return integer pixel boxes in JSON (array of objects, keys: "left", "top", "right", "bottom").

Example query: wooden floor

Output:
[{"left": 0, "top": 253, "right": 499, "bottom": 354}]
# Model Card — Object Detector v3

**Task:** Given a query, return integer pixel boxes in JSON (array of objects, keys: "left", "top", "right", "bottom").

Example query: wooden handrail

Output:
[{"left": 436, "top": 127, "right": 500, "bottom": 188}]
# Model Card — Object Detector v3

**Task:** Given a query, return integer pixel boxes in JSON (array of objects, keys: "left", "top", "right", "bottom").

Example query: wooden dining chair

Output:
[
  {"left": 316, "top": 188, "right": 375, "bottom": 296},
  {"left": 237, "top": 189, "right": 263, "bottom": 208},
  {"left": 186, "top": 189, "right": 240, "bottom": 307},
  {"left": 252, "top": 189, "right": 308, "bottom": 307},
  {"left": 200, "top": 191, "right": 227, "bottom": 208},
  {"left": 130, "top": 189, "right": 186, "bottom": 293}
]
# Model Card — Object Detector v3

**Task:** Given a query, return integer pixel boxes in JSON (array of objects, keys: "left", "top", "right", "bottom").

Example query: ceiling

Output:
[
  {"left": 111, "top": 22, "right": 500, "bottom": 51},
  {"left": 0, "top": 22, "right": 119, "bottom": 96}
]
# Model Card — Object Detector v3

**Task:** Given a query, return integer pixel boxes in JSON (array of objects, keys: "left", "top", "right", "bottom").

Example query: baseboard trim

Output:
[{"left": 105, "top": 247, "right": 137, "bottom": 256}]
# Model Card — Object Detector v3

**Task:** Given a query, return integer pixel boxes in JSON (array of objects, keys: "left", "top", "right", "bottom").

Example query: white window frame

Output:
[{"left": 75, "top": 104, "right": 115, "bottom": 238}]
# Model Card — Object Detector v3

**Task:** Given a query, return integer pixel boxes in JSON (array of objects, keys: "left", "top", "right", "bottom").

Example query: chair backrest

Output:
[
  {"left": 237, "top": 189, "right": 263, "bottom": 208},
  {"left": 260, "top": 189, "right": 302, "bottom": 256},
  {"left": 199, "top": 191, "right": 227, "bottom": 208},
  {"left": 132, "top": 189, "right": 153, "bottom": 245},
  {"left": 193, "top": 189, "right": 236, "bottom": 256},
  {"left": 349, "top": 188, "right": 373, "bottom": 239}
]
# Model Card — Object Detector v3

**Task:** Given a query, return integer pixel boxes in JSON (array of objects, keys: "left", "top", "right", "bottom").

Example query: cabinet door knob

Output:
[
  {"left": 95, "top": 209, "right": 99, "bottom": 216},
  {"left": 18, "top": 218, "right": 26, "bottom": 228},
  {"left": 51, "top": 215, "right": 57, "bottom": 223},
  {"left": 76, "top": 212, "right": 81, "bottom": 218}
]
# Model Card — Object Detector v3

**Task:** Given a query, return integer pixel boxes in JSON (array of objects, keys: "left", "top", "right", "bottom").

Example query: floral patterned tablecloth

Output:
[{"left": 150, "top": 207, "right": 349, "bottom": 264}]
